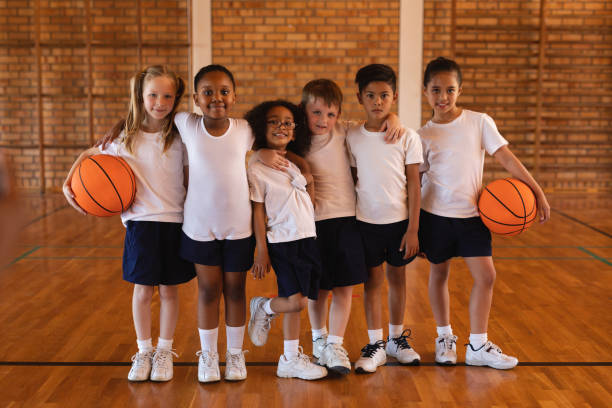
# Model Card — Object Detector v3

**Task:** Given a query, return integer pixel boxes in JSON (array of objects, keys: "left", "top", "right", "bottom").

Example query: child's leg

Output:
[
  {"left": 222, "top": 270, "right": 247, "bottom": 327},
  {"left": 428, "top": 260, "right": 451, "bottom": 326},
  {"left": 363, "top": 264, "right": 385, "bottom": 334},
  {"left": 308, "top": 289, "right": 330, "bottom": 333},
  {"left": 385, "top": 264, "right": 406, "bottom": 330},
  {"left": 464, "top": 256, "right": 496, "bottom": 335},
  {"left": 132, "top": 284, "right": 154, "bottom": 343},
  {"left": 158, "top": 284, "right": 179, "bottom": 341},
  {"left": 328, "top": 285, "right": 353, "bottom": 339},
  {"left": 195, "top": 264, "right": 224, "bottom": 330}
]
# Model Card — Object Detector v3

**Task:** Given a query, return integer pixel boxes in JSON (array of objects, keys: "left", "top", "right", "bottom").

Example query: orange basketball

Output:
[
  {"left": 478, "top": 178, "right": 537, "bottom": 236},
  {"left": 71, "top": 154, "right": 136, "bottom": 217}
]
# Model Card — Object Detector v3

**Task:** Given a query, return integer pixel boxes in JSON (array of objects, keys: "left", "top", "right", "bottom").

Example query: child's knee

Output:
[
  {"left": 223, "top": 283, "right": 246, "bottom": 303},
  {"left": 198, "top": 283, "right": 222, "bottom": 302},
  {"left": 475, "top": 269, "right": 496, "bottom": 287},
  {"left": 133, "top": 285, "right": 154, "bottom": 303},
  {"left": 158, "top": 285, "right": 178, "bottom": 302},
  {"left": 287, "top": 294, "right": 307, "bottom": 312}
]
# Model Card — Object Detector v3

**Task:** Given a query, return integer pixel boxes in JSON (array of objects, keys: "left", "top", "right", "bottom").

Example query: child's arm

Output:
[
  {"left": 400, "top": 163, "right": 421, "bottom": 258},
  {"left": 62, "top": 146, "right": 102, "bottom": 215},
  {"left": 257, "top": 149, "right": 290, "bottom": 171},
  {"left": 382, "top": 113, "right": 406, "bottom": 144},
  {"left": 493, "top": 145, "right": 550, "bottom": 223},
  {"left": 251, "top": 201, "right": 271, "bottom": 280},
  {"left": 95, "top": 119, "right": 125, "bottom": 150}
]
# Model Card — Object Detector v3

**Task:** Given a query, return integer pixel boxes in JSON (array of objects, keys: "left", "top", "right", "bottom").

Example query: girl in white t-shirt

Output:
[
  {"left": 63, "top": 65, "right": 195, "bottom": 382},
  {"left": 419, "top": 57, "right": 550, "bottom": 370},
  {"left": 245, "top": 100, "right": 327, "bottom": 381}
]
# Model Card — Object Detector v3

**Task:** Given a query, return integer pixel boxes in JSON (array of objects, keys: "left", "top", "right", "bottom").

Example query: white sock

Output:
[
  {"left": 312, "top": 327, "right": 328, "bottom": 341},
  {"left": 469, "top": 333, "right": 488, "bottom": 349},
  {"left": 327, "top": 335, "right": 343, "bottom": 345},
  {"left": 156, "top": 337, "right": 173, "bottom": 351},
  {"left": 226, "top": 325, "right": 245, "bottom": 354},
  {"left": 368, "top": 329, "right": 383, "bottom": 344},
  {"left": 389, "top": 324, "right": 403, "bottom": 339},
  {"left": 199, "top": 327, "right": 218, "bottom": 353},
  {"left": 283, "top": 339, "right": 299, "bottom": 360},
  {"left": 263, "top": 298, "right": 275, "bottom": 315},
  {"left": 436, "top": 325, "right": 453, "bottom": 337},
  {"left": 136, "top": 338, "right": 153, "bottom": 353}
]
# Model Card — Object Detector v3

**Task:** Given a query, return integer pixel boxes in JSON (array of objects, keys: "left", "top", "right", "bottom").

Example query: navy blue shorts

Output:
[
  {"left": 357, "top": 219, "right": 417, "bottom": 267},
  {"left": 123, "top": 221, "right": 196, "bottom": 286},
  {"left": 179, "top": 232, "right": 255, "bottom": 272},
  {"left": 315, "top": 216, "right": 367, "bottom": 290},
  {"left": 268, "top": 237, "right": 321, "bottom": 300},
  {"left": 418, "top": 210, "right": 492, "bottom": 264}
]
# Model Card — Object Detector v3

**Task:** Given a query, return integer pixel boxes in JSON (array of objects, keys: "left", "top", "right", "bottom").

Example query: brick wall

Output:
[
  {"left": 422, "top": 0, "right": 611, "bottom": 192},
  {"left": 0, "top": 1, "right": 610, "bottom": 192}
]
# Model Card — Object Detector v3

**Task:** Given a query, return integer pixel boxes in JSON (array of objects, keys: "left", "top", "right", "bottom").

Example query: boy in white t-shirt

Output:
[
  {"left": 419, "top": 57, "right": 550, "bottom": 370},
  {"left": 346, "top": 64, "right": 423, "bottom": 373}
]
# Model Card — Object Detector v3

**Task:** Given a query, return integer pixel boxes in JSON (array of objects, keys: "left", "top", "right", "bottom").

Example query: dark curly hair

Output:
[{"left": 244, "top": 100, "right": 311, "bottom": 156}]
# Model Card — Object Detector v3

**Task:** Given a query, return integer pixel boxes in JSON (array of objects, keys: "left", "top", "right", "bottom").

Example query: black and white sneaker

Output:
[
  {"left": 385, "top": 329, "right": 420, "bottom": 365},
  {"left": 354, "top": 340, "right": 386, "bottom": 373}
]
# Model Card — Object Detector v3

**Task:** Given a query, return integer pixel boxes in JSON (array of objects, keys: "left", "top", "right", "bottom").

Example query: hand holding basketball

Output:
[{"left": 478, "top": 178, "right": 537, "bottom": 236}]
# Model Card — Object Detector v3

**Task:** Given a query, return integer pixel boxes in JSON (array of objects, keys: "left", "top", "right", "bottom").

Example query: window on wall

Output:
[{"left": 0, "top": 0, "right": 191, "bottom": 192}]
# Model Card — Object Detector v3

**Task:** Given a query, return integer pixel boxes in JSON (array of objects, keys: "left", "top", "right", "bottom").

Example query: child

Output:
[
  {"left": 300, "top": 79, "right": 405, "bottom": 374},
  {"left": 173, "top": 65, "right": 255, "bottom": 383},
  {"left": 62, "top": 65, "right": 195, "bottom": 382},
  {"left": 245, "top": 100, "right": 328, "bottom": 381},
  {"left": 346, "top": 64, "right": 423, "bottom": 373},
  {"left": 419, "top": 57, "right": 550, "bottom": 369}
]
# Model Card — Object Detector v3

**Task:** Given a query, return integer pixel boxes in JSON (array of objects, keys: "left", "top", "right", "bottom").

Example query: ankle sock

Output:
[
  {"left": 469, "top": 333, "right": 488, "bottom": 349},
  {"left": 226, "top": 325, "right": 245, "bottom": 354},
  {"left": 389, "top": 324, "right": 403, "bottom": 338},
  {"left": 368, "top": 329, "right": 383, "bottom": 344},
  {"left": 312, "top": 327, "right": 328, "bottom": 341},
  {"left": 327, "top": 335, "right": 343, "bottom": 345},
  {"left": 436, "top": 325, "right": 453, "bottom": 337},
  {"left": 156, "top": 337, "right": 173, "bottom": 351},
  {"left": 137, "top": 338, "right": 153, "bottom": 353},
  {"left": 199, "top": 327, "right": 218, "bottom": 353},
  {"left": 263, "top": 299, "right": 275, "bottom": 315},
  {"left": 283, "top": 339, "right": 299, "bottom": 360}
]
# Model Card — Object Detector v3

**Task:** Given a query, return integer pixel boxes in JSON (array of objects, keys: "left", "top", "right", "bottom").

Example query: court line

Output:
[
  {"left": 552, "top": 208, "right": 612, "bottom": 239},
  {"left": 0, "top": 246, "right": 41, "bottom": 269},
  {"left": 577, "top": 247, "right": 612, "bottom": 267},
  {"left": 23, "top": 204, "right": 69, "bottom": 227},
  {"left": 0, "top": 361, "right": 609, "bottom": 367}
]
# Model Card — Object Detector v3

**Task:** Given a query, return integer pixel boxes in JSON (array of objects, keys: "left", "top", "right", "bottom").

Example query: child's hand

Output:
[
  {"left": 381, "top": 113, "right": 406, "bottom": 144},
  {"left": 252, "top": 250, "right": 271, "bottom": 280},
  {"left": 62, "top": 176, "right": 87, "bottom": 215},
  {"left": 259, "top": 149, "right": 289, "bottom": 171},
  {"left": 536, "top": 193, "right": 551, "bottom": 223},
  {"left": 400, "top": 230, "right": 419, "bottom": 259}
]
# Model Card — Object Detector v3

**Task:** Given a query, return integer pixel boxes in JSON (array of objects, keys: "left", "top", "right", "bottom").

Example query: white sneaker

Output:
[
  {"left": 435, "top": 334, "right": 457, "bottom": 365},
  {"left": 225, "top": 350, "right": 247, "bottom": 381},
  {"left": 248, "top": 297, "right": 277, "bottom": 346},
  {"left": 386, "top": 329, "right": 420, "bottom": 365},
  {"left": 312, "top": 335, "right": 327, "bottom": 359},
  {"left": 196, "top": 350, "right": 221, "bottom": 382},
  {"left": 354, "top": 341, "right": 386, "bottom": 374},
  {"left": 465, "top": 341, "right": 518, "bottom": 370},
  {"left": 318, "top": 342, "right": 351, "bottom": 375},
  {"left": 127, "top": 351, "right": 153, "bottom": 381},
  {"left": 150, "top": 348, "right": 178, "bottom": 381},
  {"left": 276, "top": 348, "right": 328, "bottom": 380}
]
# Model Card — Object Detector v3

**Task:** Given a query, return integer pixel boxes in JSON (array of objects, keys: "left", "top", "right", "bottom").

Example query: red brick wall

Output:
[{"left": 422, "top": 0, "right": 612, "bottom": 192}]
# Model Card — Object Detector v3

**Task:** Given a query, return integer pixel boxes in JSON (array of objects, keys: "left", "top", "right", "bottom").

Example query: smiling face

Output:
[
  {"left": 265, "top": 105, "right": 295, "bottom": 150},
  {"left": 304, "top": 97, "right": 340, "bottom": 136},
  {"left": 423, "top": 70, "right": 462, "bottom": 122},
  {"left": 193, "top": 70, "right": 236, "bottom": 120},
  {"left": 357, "top": 81, "right": 397, "bottom": 123},
  {"left": 142, "top": 76, "right": 177, "bottom": 125}
]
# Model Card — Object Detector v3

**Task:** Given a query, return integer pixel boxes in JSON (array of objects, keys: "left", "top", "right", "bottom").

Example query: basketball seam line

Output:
[
  {"left": 115, "top": 157, "right": 136, "bottom": 205},
  {"left": 505, "top": 178, "right": 527, "bottom": 234},
  {"left": 78, "top": 160, "right": 115, "bottom": 215},
  {"left": 89, "top": 156, "right": 125, "bottom": 212}
]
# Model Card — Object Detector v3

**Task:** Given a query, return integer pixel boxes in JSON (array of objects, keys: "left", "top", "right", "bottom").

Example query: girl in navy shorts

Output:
[
  {"left": 63, "top": 66, "right": 195, "bottom": 382},
  {"left": 245, "top": 100, "right": 327, "bottom": 381},
  {"left": 418, "top": 57, "right": 550, "bottom": 369}
]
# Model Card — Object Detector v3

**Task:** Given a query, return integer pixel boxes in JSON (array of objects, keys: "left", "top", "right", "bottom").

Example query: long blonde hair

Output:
[{"left": 122, "top": 65, "right": 185, "bottom": 154}]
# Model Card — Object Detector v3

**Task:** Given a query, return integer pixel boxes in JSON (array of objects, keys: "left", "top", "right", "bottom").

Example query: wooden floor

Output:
[{"left": 0, "top": 193, "right": 610, "bottom": 407}]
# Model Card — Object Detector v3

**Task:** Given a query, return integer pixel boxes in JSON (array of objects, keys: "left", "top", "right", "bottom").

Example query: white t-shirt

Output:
[
  {"left": 305, "top": 122, "right": 356, "bottom": 221},
  {"left": 346, "top": 124, "right": 423, "bottom": 224},
  {"left": 102, "top": 130, "right": 187, "bottom": 226},
  {"left": 174, "top": 112, "right": 255, "bottom": 241},
  {"left": 418, "top": 109, "right": 509, "bottom": 218},
  {"left": 248, "top": 157, "right": 316, "bottom": 244}
]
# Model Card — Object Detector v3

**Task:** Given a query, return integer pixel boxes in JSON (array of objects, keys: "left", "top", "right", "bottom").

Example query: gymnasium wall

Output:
[{"left": 0, "top": 0, "right": 610, "bottom": 193}]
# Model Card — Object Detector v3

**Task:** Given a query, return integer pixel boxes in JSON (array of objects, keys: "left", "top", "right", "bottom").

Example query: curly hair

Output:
[{"left": 244, "top": 100, "right": 311, "bottom": 157}]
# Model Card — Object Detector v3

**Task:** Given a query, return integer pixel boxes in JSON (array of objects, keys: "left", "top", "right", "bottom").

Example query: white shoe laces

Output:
[
  {"left": 153, "top": 349, "right": 178, "bottom": 366},
  {"left": 196, "top": 350, "right": 218, "bottom": 369},
  {"left": 227, "top": 350, "right": 248, "bottom": 367},
  {"left": 439, "top": 335, "right": 457, "bottom": 351},
  {"left": 131, "top": 351, "right": 152, "bottom": 368}
]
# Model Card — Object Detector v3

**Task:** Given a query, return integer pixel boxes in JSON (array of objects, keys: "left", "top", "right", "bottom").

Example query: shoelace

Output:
[
  {"left": 465, "top": 341, "right": 502, "bottom": 354},
  {"left": 360, "top": 340, "right": 386, "bottom": 357},
  {"left": 227, "top": 350, "right": 248, "bottom": 367},
  {"left": 131, "top": 351, "right": 152, "bottom": 367},
  {"left": 196, "top": 350, "right": 218, "bottom": 368},
  {"left": 391, "top": 329, "right": 414, "bottom": 350},
  {"left": 438, "top": 335, "right": 457, "bottom": 351},
  {"left": 153, "top": 349, "right": 178, "bottom": 366}
]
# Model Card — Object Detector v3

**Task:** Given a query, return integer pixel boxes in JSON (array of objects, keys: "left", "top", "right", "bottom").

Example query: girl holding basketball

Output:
[
  {"left": 63, "top": 65, "right": 195, "bottom": 382},
  {"left": 418, "top": 57, "right": 550, "bottom": 369}
]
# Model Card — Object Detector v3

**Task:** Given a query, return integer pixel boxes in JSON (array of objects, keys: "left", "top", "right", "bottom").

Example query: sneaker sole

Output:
[
  {"left": 276, "top": 371, "right": 327, "bottom": 380},
  {"left": 224, "top": 375, "right": 247, "bottom": 381},
  {"left": 198, "top": 376, "right": 221, "bottom": 383},
  {"left": 248, "top": 298, "right": 267, "bottom": 347},
  {"left": 150, "top": 375, "right": 172, "bottom": 382},
  {"left": 327, "top": 365, "right": 350, "bottom": 375},
  {"left": 396, "top": 359, "right": 420, "bottom": 366},
  {"left": 435, "top": 359, "right": 456, "bottom": 366},
  {"left": 465, "top": 360, "right": 517, "bottom": 370}
]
